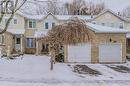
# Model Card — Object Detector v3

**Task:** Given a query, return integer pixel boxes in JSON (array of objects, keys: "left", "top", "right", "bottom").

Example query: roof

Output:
[
  {"left": 0, "top": 25, "right": 25, "bottom": 34},
  {"left": 92, "top": 9, "right": 130, "bottom": 22},
  {"left": 35, "top": 29, "right": 48, "bottom": 38},
  {"left": 16, "top": 11, "right": 93, "bottom": 21},
  {"left": 17, "top": 11, "right": 45, "bottom": 20},
  {"left": 87, "top": 23, "right": 130, "bottom": 33},
  {"left": 7, "top": 29, "right": 25, "bottom": 34},
  {"left": 55, "top": 15, "right": 93, "bottom": 21},
  {"left": 16, "top": 9, "right": 129, "bottom": 22}
]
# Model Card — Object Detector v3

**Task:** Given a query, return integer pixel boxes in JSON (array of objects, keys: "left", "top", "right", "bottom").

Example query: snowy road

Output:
[{"left": 0, "top": 80, "right": 130, "bottom": 86}]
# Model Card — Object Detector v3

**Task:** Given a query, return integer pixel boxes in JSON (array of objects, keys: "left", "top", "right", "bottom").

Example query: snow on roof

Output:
[
  {"left": 17, "top": 11, "right": 45, "bottom": 20},
  {"left": 35, "top": 29, "right": 48, "bottom": 38},
  {"left": 55, "top": 15, "right": 93, "bottom": 20},
  {"left": 7, "top": 29, "right": 25, "bottom": 34},
  {"left": 87, "top": 23, "right": 130, "bottom": 33},
  {"left": 0, "top": 25, "right": 25, "bottom": 34},
  {"left": 17, "top": 11, "right": 93, "bottom": 20}
]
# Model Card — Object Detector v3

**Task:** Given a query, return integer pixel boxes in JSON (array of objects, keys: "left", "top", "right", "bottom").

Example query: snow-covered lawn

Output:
[{"left": 0, "top": 55, "right": 130, "bottom": 86}]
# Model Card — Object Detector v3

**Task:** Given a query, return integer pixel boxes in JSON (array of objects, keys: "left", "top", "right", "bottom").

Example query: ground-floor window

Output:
[
  {"left": 26, "top": 38, "right": 36, "bottom": 48},
  {"left": 16, "top": 38, "right": 21, "bottom": 44},
  {"left": 42, "top": 44, "right": 49, "bottom": 52}
]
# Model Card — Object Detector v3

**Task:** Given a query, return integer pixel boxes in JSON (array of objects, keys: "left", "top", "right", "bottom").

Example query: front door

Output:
[{"left": 15, "top": 35, "right": 21, "bottom": 52}]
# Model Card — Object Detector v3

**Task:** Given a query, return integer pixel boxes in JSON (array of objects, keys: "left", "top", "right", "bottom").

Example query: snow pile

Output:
[{"left": 0, "top": 55, "right": 130, "bottom": 85}]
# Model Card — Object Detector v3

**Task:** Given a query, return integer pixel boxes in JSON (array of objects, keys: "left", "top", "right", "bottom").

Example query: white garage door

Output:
[
  {"left": 68, "top": 44, "right": 91, "bottom": 62},
  {"left": 99, "top": 43, "right": 122, "bottom": 63}
]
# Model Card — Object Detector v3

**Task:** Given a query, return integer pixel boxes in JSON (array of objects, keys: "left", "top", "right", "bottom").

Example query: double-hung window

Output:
[
  {"left": 45, "top": 22, "right": 49, "bottom": 29},
  {"left": 0, "top": 35, "right": 4, "bottom": 45},
  {"left": 119, "top": 22, "right": 124, "bottom": 29},
  {"left": 52, "top": 22, "right": 55, "bottom": 28},
  {"left": 26, "top": 38, "right": 36, "bottom": 48},
  {"left": 14, "top": 19, "right": 17, "bottom": 24},
  {"left": 29, "top": 20, "right": 36, "bottom": 28},
  {"left": 5, "top": 18, "right": 8, "bottom": 24}
]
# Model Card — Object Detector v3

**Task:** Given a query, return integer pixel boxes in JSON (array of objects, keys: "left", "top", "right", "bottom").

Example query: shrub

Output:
[{"left": 55, "top": 53, "right": 64, "bottom": 62}]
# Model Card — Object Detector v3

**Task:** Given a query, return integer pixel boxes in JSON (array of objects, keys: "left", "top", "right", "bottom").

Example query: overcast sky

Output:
[
  {"left": 47, "top": 0, "right": 130, "bottom": 13},
  {"left": 60, "top": 0, "right": 130, "bottom": 12}
]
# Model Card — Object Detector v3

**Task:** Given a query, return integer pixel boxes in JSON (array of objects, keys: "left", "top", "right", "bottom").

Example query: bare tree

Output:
[
  {"left": 46, "top": 0, "right": 60, "bottom": 14},
  {"left": 39, "top": 17, "right": 93, "bottom": 70},
  {"left": 0, "top": 0, "right": 27, "bottom": 34},
  {"left": 122, "top": 6, "right": 130, "bottom": 18},
  {"left": 65, "top": 0, "right": 105, "bottom": 15},
  {"left": 65, "top": 0, "right": 86, "bottom": 15}
]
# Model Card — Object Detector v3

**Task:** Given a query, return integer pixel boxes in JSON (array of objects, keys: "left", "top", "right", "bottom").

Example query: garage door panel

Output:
[
  {"left": 99, "top": 44, "right": 122, "bottom": 63},
  {"left": 68, "top": 44, "right": 91, "bottom": 62}
]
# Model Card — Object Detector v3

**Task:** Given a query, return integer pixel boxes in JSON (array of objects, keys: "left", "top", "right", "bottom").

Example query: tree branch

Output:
[{"left": 0, "top": 0, "right": 27, "bottom": 34}]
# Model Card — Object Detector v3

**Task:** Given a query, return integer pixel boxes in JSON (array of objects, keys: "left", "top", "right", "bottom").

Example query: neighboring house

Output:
[
  {"left": 0, "top": 29, "right": 14, "bottom": 54},
  {"left": 0, "top": 9, "right": 130, "bottom": 63},
  {"left": 91, "top": 9, "right": 130, "bottom": 29}
]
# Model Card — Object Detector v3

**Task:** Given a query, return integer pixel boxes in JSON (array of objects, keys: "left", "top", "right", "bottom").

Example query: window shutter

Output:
[{"left": 2, "top": 35, "right": 4, "bottom": 44}]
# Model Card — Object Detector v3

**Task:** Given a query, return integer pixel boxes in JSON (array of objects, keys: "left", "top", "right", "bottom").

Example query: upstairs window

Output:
[
  {"left": 14, "top": 19, "right": 17, "bottom": 24},
  {"left": 101, "top": 23, "right": 105, "bottom": 26},
  {"left": 110, "top": 23, "right": 114, "bottom": 27},
  {"left": 52, "top": 22, "right": 55, "bottom": 28},
  {"left": 0, "top": 35, "right": 4, "bottom": 44},
  {"left": 5, "top": 19, "right": 8, "bottom": 24},
  {"left": 29, "top": 20, "right": 36, "bottom": 28},
  {"left": 45, "top": 22, "right": 49, "bottom": 29},
  {"left": 119, "top": 22, "right": 124, "bottom": 29}
]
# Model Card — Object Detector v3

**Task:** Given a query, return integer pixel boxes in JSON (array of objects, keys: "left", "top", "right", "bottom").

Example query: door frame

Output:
[{"left": 15, "top": 35, "right": 21, "bottom": 52}]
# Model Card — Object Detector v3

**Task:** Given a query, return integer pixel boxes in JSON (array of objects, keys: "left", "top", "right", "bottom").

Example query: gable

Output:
[
  {"left": 93, "top": 11, "right": 124, "bottom": 23},
  {"left": 43, "top": 14, "right": 58, "bottom": 25}
]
